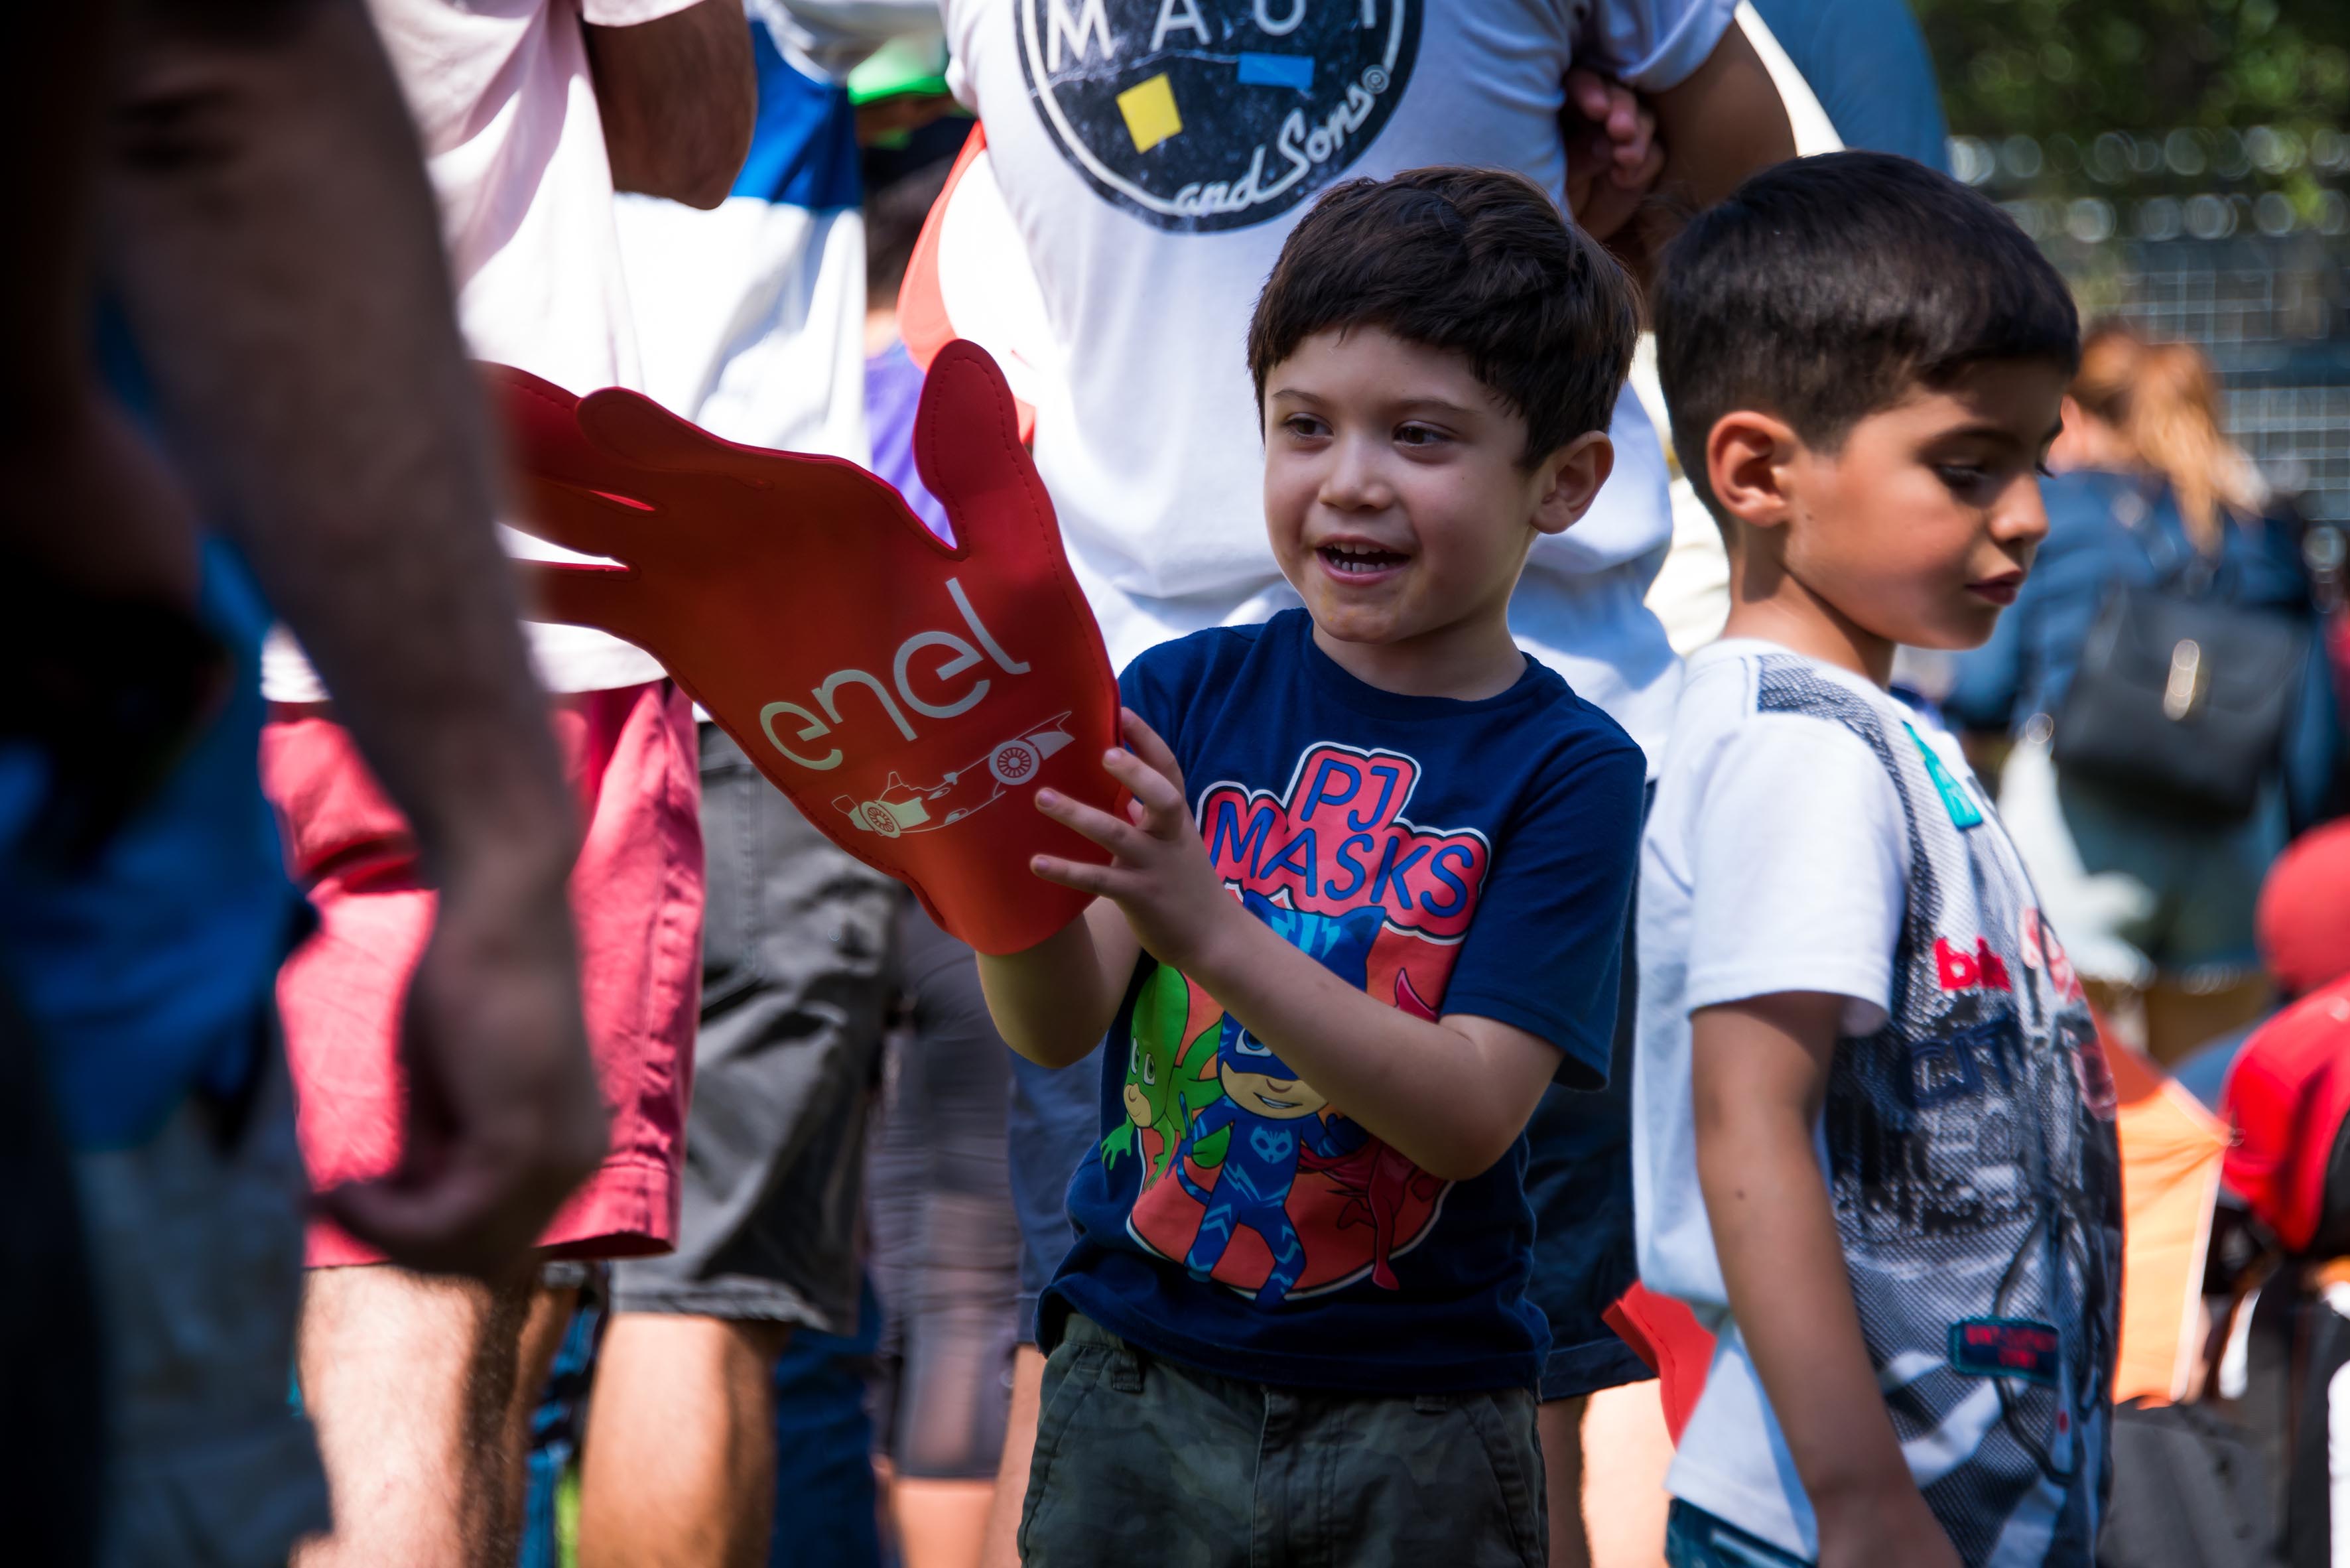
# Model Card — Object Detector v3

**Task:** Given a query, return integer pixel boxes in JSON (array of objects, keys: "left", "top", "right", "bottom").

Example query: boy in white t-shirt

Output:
[{"left": 1634, "top": 152, "right": 2122, "bottom": 1568}]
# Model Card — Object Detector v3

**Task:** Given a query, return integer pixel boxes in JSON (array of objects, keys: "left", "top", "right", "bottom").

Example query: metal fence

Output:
[
  {"left": 2042, "top": 231, "right": 2348, "bottom": 529},
  {"left": 1953, "top": 133, "right": 2350, "bottom": 531}
]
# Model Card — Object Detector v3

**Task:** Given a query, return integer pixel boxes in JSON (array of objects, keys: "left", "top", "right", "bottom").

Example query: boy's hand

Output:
[
  {"left": 1029, "top": 708, "right": 1235, "bottom": 974},
  {"left": 1815, "top": 1483, "right": 1963, "bottom": 1568}
]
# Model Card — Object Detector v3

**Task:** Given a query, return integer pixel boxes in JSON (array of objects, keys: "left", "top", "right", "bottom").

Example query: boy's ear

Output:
[
  {"left": 1705, "top": 411, "right": 1800, "bottom": 531},
  {"left": 1531, "top": 431, "right": 1614, "bottom": 536}
]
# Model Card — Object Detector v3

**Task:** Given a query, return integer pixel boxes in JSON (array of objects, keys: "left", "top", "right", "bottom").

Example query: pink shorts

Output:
[{"left": 261, "top": 683, "right": 703, "bottom": 1268}]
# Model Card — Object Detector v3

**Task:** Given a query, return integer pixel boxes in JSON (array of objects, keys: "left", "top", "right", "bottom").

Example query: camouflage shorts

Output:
[{"left": 1017, "top": 1314, "right": 1546, "bottom": 1567}]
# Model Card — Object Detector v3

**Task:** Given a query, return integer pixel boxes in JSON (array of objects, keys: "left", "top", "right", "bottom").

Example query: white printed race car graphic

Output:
[{"left": 833, "top": 714, "right": 1076, "bottom": 840}]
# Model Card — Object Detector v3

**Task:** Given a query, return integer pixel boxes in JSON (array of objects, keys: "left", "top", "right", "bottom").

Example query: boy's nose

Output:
[
  {"left": 1319, "top": 435, "right": 1393, "bottom": 511},
  {"left": 1996, "top": 472, "right": 2052, "bottom": 549}
]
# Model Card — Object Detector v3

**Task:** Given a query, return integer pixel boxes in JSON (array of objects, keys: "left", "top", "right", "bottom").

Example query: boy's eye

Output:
[
  {"left": 1394, "top": 423, "right": 1448, "bottom": 448},
  {"left": 1935, "top": 462, "right": 1989, "bottom": 493},
  {"left": 1281, "top": 414, "right": 1329, "bottom": 440}
]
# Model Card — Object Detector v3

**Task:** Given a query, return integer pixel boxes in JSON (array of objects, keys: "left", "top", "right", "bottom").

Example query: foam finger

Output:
[{"left": 913, "top": 340, "right": 1052, "bottom": 557}]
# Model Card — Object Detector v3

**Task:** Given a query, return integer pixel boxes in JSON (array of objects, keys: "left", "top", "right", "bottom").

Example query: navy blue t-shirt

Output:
[{"left": 1041, "top": 610, "right": 1644, "bottom": 1392}]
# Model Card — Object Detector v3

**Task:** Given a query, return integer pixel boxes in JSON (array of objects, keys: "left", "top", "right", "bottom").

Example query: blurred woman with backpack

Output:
[{"left": 1949, "top": 322, "right": 2344, "bottom": 1063}]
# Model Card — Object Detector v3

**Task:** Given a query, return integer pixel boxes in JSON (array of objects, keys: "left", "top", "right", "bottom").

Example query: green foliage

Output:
[{"left": 1914, "top": 0, "right": 2349, "bottom": 143}]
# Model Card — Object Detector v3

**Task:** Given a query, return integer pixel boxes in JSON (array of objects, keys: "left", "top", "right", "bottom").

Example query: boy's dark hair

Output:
[
  {"left": 1654, "top": 151, "right": 2081, "bottom": 519},
  {"left": 1246, "top": 166, "right": 1639, "bottom": 464}
]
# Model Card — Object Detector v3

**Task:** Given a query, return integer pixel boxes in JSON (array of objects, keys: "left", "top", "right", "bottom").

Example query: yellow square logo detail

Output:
[{"left": 1116, "top": 74, "right": 1183, "bottom": 155}]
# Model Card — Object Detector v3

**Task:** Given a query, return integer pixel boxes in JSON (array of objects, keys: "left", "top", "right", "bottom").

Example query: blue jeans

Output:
[{"left": 1664, "top": 1501, "right": 1813, "bottom": 1568}]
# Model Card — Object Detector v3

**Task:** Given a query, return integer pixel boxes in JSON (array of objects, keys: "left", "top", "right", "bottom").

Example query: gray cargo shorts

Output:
[{"left": 610, "top": 725, "right": 899, "bottom": 1332}]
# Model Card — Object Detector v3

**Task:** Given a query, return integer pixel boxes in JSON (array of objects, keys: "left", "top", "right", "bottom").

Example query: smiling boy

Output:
[
  {"left": 975, "top": 168, "right": 1646, "bottom": 1565},
  {"left": 1633, "top": 153, "right": 2119, "bottom": 1568}
]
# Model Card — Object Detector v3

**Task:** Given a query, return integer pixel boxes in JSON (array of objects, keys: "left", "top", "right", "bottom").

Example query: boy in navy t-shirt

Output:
[{"left": 977, "top": 167, "right": 1646, "bottom": 1565}]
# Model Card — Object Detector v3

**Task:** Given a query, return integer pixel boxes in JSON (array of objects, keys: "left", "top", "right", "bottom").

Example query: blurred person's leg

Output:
[
  {"left": 866, "top": 1025, "right": 921, "bottom": 1550},
  {"left": 588, "top": 724, "right": 895, "bottom": 1568},
  {"left": 293, "top": 1265, "right": 533, "bottom": 1566},
  {"left": 976, "top": 951, "right": 1101, "bottom": 1568},
  {"left": 270, "top": 683, "right": 703, "bottom": 1567},
  {"left": 1541, "top": 1398, "right": 1593, "bottom": 1568},
  {"left": 1582, "top": 1382, "right": 1676, "bottom": 1568},
  {"left": 885, "top": 905, "right": 1024, "bottom": 1568},
  {"left": 978, "top": 1348, "right": 1047, "bottom": 1568},
  {"left": 888, "top": 1185, "right": 1019, "bottom": 1568},
  {"left": 581, "top": 1315, "right": 792, "bottom": 1567},
  {"left": 895, "top": 1480, "right": 997, "bottom": 1567},
  {"left": 81, "top": 1010, "right": 329, "bottom": 1568}
]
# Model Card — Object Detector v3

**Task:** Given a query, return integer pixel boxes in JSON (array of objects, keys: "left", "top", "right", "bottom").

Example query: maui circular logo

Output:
[{"left": 1015, "top": 1, "right": 1421, "bottom": 233}]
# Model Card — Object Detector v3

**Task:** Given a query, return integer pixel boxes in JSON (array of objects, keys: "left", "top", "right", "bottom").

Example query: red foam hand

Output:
[
  {"left": 1603, "top": 1283, "right": 1715, "bottom": 1445},
  {"left": 487, "top": 340, "right": 1121, "bottom": 954}
]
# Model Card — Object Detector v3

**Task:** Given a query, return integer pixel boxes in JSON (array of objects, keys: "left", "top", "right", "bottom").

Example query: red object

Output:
[
  {"left": 2222, "top": 974, "right": 2350, "bottom": 1254},
  {"left": 2256, "top": 819, "right": 2350, "bottom": 997},
  {"left": 898, "top": 131, "right": 980, "bottom": 369},
  {"left": 898, "top": 122, "right": 1039, "bottom": 444},
  {"left": 264, "top": 683, "right": 703, "bottom": 1265},
  {"left": 1604, "top": 1283, "right": 1717, "bottom": 1445},
  {"left": 489, "top": 340, "right": 1122, "bottom": 956}
]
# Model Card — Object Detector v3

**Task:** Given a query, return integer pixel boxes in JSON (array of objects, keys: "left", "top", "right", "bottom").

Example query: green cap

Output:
[{"left": 848, "top": 35, "right": 951, "bottom": 106}]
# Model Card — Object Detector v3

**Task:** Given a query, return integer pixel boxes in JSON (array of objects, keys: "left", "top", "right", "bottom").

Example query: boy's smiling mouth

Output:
[{"left": 1317, "top": 539, "right": 1411, "bottom": 580}]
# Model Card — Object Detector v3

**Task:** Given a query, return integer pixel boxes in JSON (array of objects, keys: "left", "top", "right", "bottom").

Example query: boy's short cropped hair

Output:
[
  {"left": 1654, "top": 151, "right": 2081, "bottom": 517},
  {"left": 1247, "top": 166, "right": 1640, "bottom": 464}
]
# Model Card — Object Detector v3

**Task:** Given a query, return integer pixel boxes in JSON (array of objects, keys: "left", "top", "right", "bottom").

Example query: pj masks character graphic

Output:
[
  {"left": 1173, "top": 894, "right": 1382, "bottom": 1306},
  {"left": 1100, "top": 964, "right": 1224, "bottom": 1190}
]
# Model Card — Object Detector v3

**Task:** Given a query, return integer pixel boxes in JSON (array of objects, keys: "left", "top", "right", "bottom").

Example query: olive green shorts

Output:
[{"left": 1019, "top": 1313, "right": 1546, "bottom": 1567}]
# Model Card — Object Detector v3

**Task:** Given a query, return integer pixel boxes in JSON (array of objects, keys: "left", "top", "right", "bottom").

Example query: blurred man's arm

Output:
[
  {"left": 584, "top": 0, "right": 754, "bottom": 210},
  {"left": 1, "top": 5, "right": 198, "bottom": 611},
  {"left": 1647, "top": 21, "right": 1795, "bottom": 209},
  {"left": 101, "top": 0, "right": 605, "bottom": 1276},
  {"left": 1615, "top": 23, "right": 1796, "bottom": 286}
]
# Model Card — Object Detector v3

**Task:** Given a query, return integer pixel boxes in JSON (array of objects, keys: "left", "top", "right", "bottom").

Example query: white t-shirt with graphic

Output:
[
  {"left": 1633, "top": 639, "right": 2122, "bottom": 1566},
  {"left": 938, "top": 0, "right": 1737, "bottom": 763},
  {"left": 265, "top": 0, "right": 696, "bottom": 701}
]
